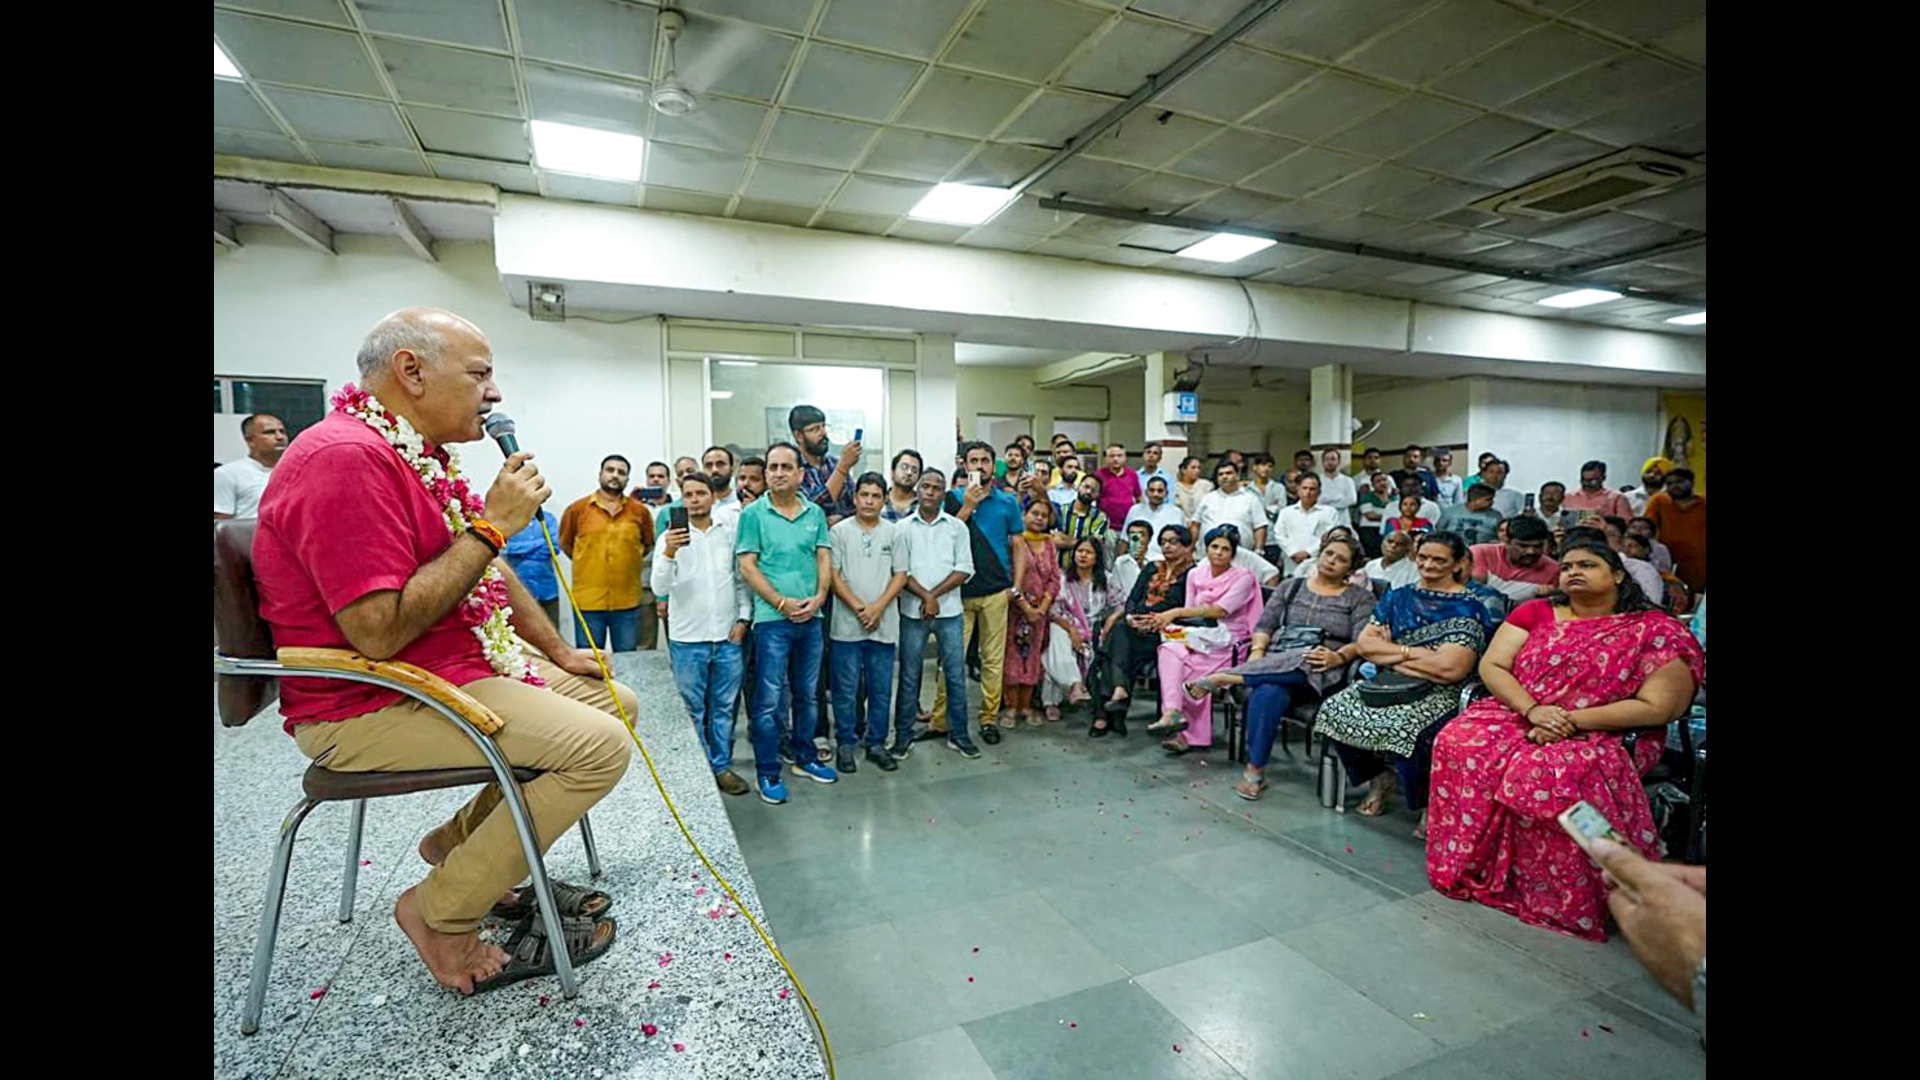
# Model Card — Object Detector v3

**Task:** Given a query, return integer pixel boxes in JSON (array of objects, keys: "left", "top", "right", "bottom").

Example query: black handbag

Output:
[
  {"left": 1357, "top": 667, "right": 1441, "bottom": 707},
  {"left": 1271, "top": 578, "right": 1326, "bottom": 651}
]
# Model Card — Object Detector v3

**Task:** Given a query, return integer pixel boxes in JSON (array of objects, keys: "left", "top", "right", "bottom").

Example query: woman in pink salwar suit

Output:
[
  {"left": 1146, "top": 524, "right": 1261, "bottom": 755},
  {"left": 1426, "top": 538, "right": 1703, "bottom": 941}
]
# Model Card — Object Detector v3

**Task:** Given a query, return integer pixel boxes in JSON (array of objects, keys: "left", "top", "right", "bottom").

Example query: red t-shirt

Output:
[
  {"left": 1096, "top": 467, "right": 1142, "bottom": 527},
  {"left": 254, "top": 412, "right": 497, "bottom": 730},
  {"left": 1470, "top": 543, "right": 1560, "bottom": 586}
]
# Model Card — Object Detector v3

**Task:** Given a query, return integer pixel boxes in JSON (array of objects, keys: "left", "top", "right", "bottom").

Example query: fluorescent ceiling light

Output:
[
  {"left": 709, "top": 390, "right": 734, "bottom": 400},
  {"left": 1538, "top": 288, "right": 1622, "bottom": 309},
  {"left": 530, "top": 120, "right": 645, "bottom": 182},
  {"left": 1666, "top": 311, "right": 1706, "bottom": 326},
  {"left": 214, "top": 42, "right": 242, "bottom": 79},
  {"left": 1177, "top": 232, "right": 1277, "bottom": 263},
  {"left": 715, "top": 360, "right": 759, "bottom": 367},
  {"left": 908, "top": 183, "right": 1016, "bottom": 226}
]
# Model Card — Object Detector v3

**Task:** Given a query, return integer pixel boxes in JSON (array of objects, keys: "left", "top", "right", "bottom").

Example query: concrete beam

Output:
[
  {"left": 214, "top": 155, "right": 497, "bottom": 209},
  {"left": 390, "top": 197, "right": 436, "bottom": 262},
  {"left": 267, "top": 189, "right": 334, "bottom": 255},
  {"left": 214, "top": 211, "right": 241, "bottom": 249}
]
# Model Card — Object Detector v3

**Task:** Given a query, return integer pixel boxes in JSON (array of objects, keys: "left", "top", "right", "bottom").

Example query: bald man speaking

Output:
[{"left": 253, "top": 309, "right": 634, "bottom": 995}]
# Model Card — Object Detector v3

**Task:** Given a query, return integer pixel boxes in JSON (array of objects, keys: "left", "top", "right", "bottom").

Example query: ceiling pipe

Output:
[
  {"left": 1007, "top": 0, "right": 1293, "bottom": 197},
  {"left": 1035, "top": 195, "right": 1706, "bottom": 308}
]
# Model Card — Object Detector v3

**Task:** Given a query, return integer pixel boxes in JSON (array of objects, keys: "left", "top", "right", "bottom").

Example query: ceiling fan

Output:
[{"left": 648, "top": 4, "right": 764, "bottom": 119}]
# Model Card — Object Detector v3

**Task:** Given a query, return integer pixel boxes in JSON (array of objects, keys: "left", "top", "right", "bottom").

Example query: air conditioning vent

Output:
[{"left": 1471, "top": 147, "right": 1704, "bottom": 220}]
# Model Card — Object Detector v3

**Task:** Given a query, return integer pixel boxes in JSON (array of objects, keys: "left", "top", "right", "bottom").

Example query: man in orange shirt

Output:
[
  {"left": 559, "top": 454, "right": 656, "bottom": 652},
  {"left": 1644, "top": 467, "right": 1705, "bottom": 595}
]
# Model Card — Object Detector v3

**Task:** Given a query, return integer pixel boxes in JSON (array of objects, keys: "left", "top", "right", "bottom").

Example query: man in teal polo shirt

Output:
[
  {"left": 735, "top": 441, "right": 838, "bottom": 805},
  {"left": 930, "top": 440, "right": 1026, "bottom": 745}
]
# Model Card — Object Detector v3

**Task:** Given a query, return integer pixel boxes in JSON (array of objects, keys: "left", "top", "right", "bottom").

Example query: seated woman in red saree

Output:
[{"left": 1425, "top": 538, "right": 1703, "bottom": 942}]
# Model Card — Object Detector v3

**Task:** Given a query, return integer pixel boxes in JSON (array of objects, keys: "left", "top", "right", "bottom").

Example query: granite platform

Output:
[{"left": 213, "top": 650, "right": 829, "bottom": 1079}]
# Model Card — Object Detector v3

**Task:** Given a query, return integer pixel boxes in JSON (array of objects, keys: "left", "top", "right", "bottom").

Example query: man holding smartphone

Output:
[
  {"left": 652, "top": 471, "right": 753, "bottom": 796},
  {"left": 558, "top": 455, "right": 655, "bottom": 653}
]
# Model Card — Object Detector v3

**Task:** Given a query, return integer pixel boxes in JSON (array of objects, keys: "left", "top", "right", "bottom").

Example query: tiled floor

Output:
[{"left": 722, "top": 686, "right": 1705, "bottom": 1080}]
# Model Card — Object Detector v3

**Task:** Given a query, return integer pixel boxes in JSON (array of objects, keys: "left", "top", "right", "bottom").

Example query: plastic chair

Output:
[{"left": 213, "top": 521, "right": 600, "bottom": 1035}]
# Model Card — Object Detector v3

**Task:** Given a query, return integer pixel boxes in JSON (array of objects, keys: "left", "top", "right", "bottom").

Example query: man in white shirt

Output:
[
  {"left": 1197, "top": 461, "right": 1268, "bottom": 552},
  {"left": 829, "top": 475, "right": 910, "bottom": 774},
  {"left": 893, "top": 469, "right": 975, "bottom": 758},
  {"left": 702, "top": 445, "right": 743, "bottom": 525},
  {"left": 1363, "top": 529, "right": 1421, "bottom": 590},
  {"left": 1535, "top": 481, "right": 1576, "bottom": 535},
  {"left": 1136, "top": 441, "right": 1176, "bottom": 494},
  {"left": 1271, "top": 474, "right": 1345, "bottom": 577},
  {"left": 213, "top": 413, "right": 288, "bottom": 520},
  {"left": 651, "top": 471, "right": 754, "bottom": 796},
  {"left": 1317, "top": 448, "right": 1358, "bottom": 518},
  {"left": 1481, "top": 458, "right": 1525, "bottom": 519},
  {"left": 1122, "top": 476, "right": 1185, "bottom": 560},
  {"left": 1112, "top": 521, "right": 1151, "bottom": 604}
]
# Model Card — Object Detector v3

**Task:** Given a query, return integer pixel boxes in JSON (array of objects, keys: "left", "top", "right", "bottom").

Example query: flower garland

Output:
[{"left": 331, "top": 383, "right": 543, "bottom": 687}]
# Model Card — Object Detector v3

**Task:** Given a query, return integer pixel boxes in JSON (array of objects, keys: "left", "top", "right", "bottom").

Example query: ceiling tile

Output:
[
  {"left": 999, "top": 90, "right": 1117, "bottom": 147},
  {"left": 676, "top": 16, "right": 798, "bottom": 102},
  {"left": 1505, "top": 53, "right": 1693, "bottom": 129},
  {"left": 1251, "top": 197, "right": 1349, "bottom": 233},
  {"left": 1615, "top": 180, "right": 1705, "bottom": 231},
  {"left": 1310, "top": 164, "right": 1434, "bottom": 210},
  {"left": 1080, "top": 111, "right": 1216, "bottom": 168},
  {"left": 643, "top": 143, "right": 749, "bottom": 194},
  {"left": 1399, "top": 113, "right": 1545, "bottom": 176},
  {"left": 1367, "top": 177, "right": 1500, "bottom": 220},
  {"left": 817, "top": 0, "right": 972, "bottom": 59},
  {"left": 1169, "top": 128, "right": 1304, "bottom": 185},
  {"left": 1343, "top": 0, "right": 1541, "bottom": 87},
  {"left": 1032, "top": 238, "right": 1112, "bottom": 261},
  {"left": 1412, "top": 270, "right": 1508, "bottom": 293},
  {"left": 732, "top": 199, "right": 817, "bottom": 227},
  {"left": 262, "top": 87, "right": 413, "bottom": 147},
  {"left": 949, "top": 142, "right": 1050, "bottom": 186},
  {"left": 405, "top": 105, "right": 529, "bottom": 158},
  {"left": 1432, "top": 206, "right": 1504, "bottom": 230},
  {"left": 1121, "top": 223, "right": 1211, "bottom": 251},
  {"left": 357, "top": 0, "right": 509, "bottom": 51},
  {"left": 1185, "top": 187, "right": 1287, "bottom": 223},
  {"left": 1246, "top": 73, "right": 1402, "bottom": 142},
  {"left": 958, "top": 228, "right": 1044, "bottom": 251},
  {"left": 896, "top": 69, "right": 1033, "bottom": 139},
  {"left": 1240, "top": 146, "right": 1372, "bottom": 197},
  {"left": 1128, "top": 0, "right": 1249, "bottom": 29},
  {"left": 1467, "top": 131, "right": 1612, "bottom": 189},
  {"left": 943, "top": 0, "right": 1111, "bottom": 82},
  {"left": 309, "top": 142, "right": 430, "bottom": 175},
  {"left": 814, "top": 210, "right": 896, "bottom": 235},
  {"left": 1524, "top": 210, "right": 1660, "bottom": 250},
  {"left": 1083, "top": 245, "right": 1169, "bottom": 267},
  {"left": 516, "top": 0, "right": 656, "bottom": 80},
  {"left": 1653, "top": 17, "right": 1706, "bottom": 66},
  {"left": 760, "top": 111, "right": 880, "bottom": 169},
  {"left": 742, "top": 161, "right": 846, "bottom": 206},
  {"left": 543, "top": 173, "right": 641, "bottom": 206},
  {"left": 1306, "top": 213, "right": 1406, "bottom": 243},
  {"left": 427, "top": 153, "right": 539, "bottom": 191},
  {"left": 1572, "top": 78, "right": 1706, "bottom": 152},
  {"left": 1029, "top": 157, "right": 1149, "bottom": 201},
  {"left": 1059, "top": 16, "right": 1203, "bottom": 96},
  {"left": 643, "top": 187, "right": 732, "bottom": 215},
  {"left": 1473, "top": 241, "right": 1565, "bottom": 269},
  {"left": 214, "top": 129, "right": 309, "bottom": 163},
  {"left": 1114, "top": 172, "right": 1222, "bottom": 213},
  {"left": 784, "top": 44, "right": 925, "bottom": 122},
  {"left": 1430, "top": 24, "right": 1619, "bottom": 107},
  {"left": 831, "top": 173, "right": 932, "bottom": 216},
  {"left": 859, "top": 128, "right": 977, "bottom": 182},
  {"left": 649, "top": 97, "right": 770, "bottom": 154},
  {"left": 523, "top": 63, "right": 649, "bottom": 137},
  {"left": 375, "top": 38, "right": 521, "bottom": 115},
  {"left": 696, "top": 0, "right": 811, "bottom": 32},
  {"left": 890, "top": 220, "right": 971, "bottom": 243},
  {"left": 219, "top": 1, "right": 352, "bottom": 26},
  {"left": 214, "top": 81, "right": 282, "bottom": 134},
  {"left": 1322, "top": 95, "right": 1477, "bottom": 159},
  {"left": 403, "top": 199, "right": 493, "bottom": 240},
  {"left": 1238, "top": 0, "right": 1436, "bottom": 61},
  {"left": 1557, "top": 219, "right": 1691, "bottom": 259},
  {"left": 978, "top": 194, "right": 1079, "bottom": 235},
  {"left": 1156, "top": 46, "right": 1318, "bottom": 123},
  {"left": 213, "top": 12, "right": 384, "bottom": 96},
  {"left": 1569, "top": 0, "right": 1707, "bottom": 47},
  {"left": 1053, "top": 214, "right": 1143, "bottom": 245}
]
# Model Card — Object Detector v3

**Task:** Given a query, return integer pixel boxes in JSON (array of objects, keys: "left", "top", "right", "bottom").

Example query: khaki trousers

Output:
[
  {"left": 932, "top": 591, "right": 1008, "bottom": 731},
  {"left": 293, "top": 655, "right": 635, "bottom": 934}
]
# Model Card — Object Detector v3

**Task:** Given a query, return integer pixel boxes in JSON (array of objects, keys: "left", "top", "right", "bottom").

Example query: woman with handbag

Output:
[
  {"left": 1144, "top": 524, "right": 1262, "bottom": 755},
  {"left": 1097, "top": 524, "right": 1197, "bottom": 737},
  {"left": 1179, "top": 535, "right": 1376, "bottom": 801},
  {"left": 1042, "top": 538, "right": 1112, "bottom": 720},
  {"left": 1311, "top": 532, "right": 1495, "bottom": 833},
  {"left": 1426, "top": 538, "right": 1702, "bottom": 941}
]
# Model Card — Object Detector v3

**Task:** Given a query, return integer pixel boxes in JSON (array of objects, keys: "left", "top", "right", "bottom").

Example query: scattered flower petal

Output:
[
  {"left": 642, "top": 1024, "right": 658, "bottom": 1037},
  {"left": 658, "top": 952, "right": 674, "bottom": 968},
  {"left": 1581, "top": 1029, "right": 1590, "bottom": 1039},
  {"left": 672, "top": 1043, "right": 685, "bottom": 1052},
  {"left": 538, "top": 994, "right": 550, "bottom": 1007},
  {"left": 971, "top": 947, "right": 980, "bottom": 953},
  {"left": 1070, "top": 1022, "right": 1078, "bottom": 1029},
  {"left": 778, "top": 988, "right": 791, "bottom": 1000},
  {"left": 1173, "top": 1043, "right": 1183, "bottom": 1053},
  {"left": 724, "top": 953, "right": 734, "bottom": 961},
  {"left": 359, "top": 858, "right": 372, "bottom": 866},
  {"left": 1343, "top": 845, "right": 1354, "bottom": 854},
  {"left": 647, "top": 981, "right": 660, "bottom": 990},
  {"left": 694, "top": 886, "right": 707, "bottom": 897},
  {"left": 309, "top": 986, "right": 329, "bottom": 1001},
  {"left": 967, "top": 976, "right": 975, "bottom": 983},
  {"left": 574, "top": 1018, "right": 585, "bottom": 1028}
]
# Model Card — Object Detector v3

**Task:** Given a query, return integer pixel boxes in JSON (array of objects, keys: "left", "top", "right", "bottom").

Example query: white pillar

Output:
[
  {"left": 1309, "top": 363, "right": 1353, "bottom": 466},
  {"left": 1143, "top": 351, "right": 1187, "bottom": 453},
  {"left": 914, "top": 333, "right": 957, "bottom": 462}
]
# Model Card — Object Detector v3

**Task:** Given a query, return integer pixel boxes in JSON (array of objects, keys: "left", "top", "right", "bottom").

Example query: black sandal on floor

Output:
[
  {"left": 490, "top": 880, "right": 613, "bottom": 922},
  {"left": 469, "top": 914, "right": 618, "bottom": 996},
  {"left": 1088, "top": 716, "right": 1110, "bottom": 738}
]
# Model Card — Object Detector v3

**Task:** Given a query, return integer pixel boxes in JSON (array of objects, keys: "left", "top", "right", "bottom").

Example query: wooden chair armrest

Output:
[{"left": 275, "top": 647, "right": 505, "bottom": 736}]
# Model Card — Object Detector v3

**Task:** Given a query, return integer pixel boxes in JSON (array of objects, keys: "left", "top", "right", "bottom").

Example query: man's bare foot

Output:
[{"left": 394, "top": 886, "right": 511, "bottom": 996}]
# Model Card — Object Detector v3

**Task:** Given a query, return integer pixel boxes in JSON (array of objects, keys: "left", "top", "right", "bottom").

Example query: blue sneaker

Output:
[
  {"left": 758, "top": 776, "right": 789, "bottom": 805},
  {"left": 792, "top": 760, "right": 838, "bottom": 784},
  {"left": 947, "top": 736, "right": 982, "bottom": 760}
]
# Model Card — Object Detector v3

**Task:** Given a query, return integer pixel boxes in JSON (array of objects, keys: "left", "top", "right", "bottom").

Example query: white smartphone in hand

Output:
[{"left": 1557, "top": 800, "right": 1628, "bottom": 853}]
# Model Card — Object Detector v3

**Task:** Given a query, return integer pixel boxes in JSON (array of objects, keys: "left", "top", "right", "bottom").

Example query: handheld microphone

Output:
[{"left": 483, "top": 412, "right": 520, "bottom": 458}]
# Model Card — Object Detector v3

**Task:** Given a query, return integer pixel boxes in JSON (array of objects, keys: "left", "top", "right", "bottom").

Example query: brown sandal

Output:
[
  {"left": 490, "top": 879, "right": 612, "bottom": 921},
  {"left": 470, "top": 914, "right": 617, "bottom": 996}
]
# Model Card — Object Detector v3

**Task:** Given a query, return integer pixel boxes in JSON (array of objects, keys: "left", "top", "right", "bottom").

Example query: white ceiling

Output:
[
  {"left": 955, "top": 342, "right": 1088, "bottom": 366},
  {"left": 214, "top": 0, "right": 1705, "bottom": 336}
]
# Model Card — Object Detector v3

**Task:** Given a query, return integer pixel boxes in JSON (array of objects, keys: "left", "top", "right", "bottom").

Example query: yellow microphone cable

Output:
[{"left": 537, "top": 516, "right": 835, "bottom": 1077}]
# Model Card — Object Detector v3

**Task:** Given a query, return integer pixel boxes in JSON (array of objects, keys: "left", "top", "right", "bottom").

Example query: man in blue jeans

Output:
[
  {"left": 735, "top": 441, "right": 838, "bottom": 804},
  {"left": 893, "top": 468, "right": 978, "bottom": 758},
  {"left": 829, "top": 473, "right": 910, "bottom": 774},
  {"left": 650, "top": 472, "right": 754, "bottom": 796}
]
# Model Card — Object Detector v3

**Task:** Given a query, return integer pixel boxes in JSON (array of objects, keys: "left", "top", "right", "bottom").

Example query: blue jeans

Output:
[
  {"left": 667, "top": 639, "right": 745, "bottom": 773},
  {"left": 750, "top": 619, "right": 824, "bottom": 780},
  {"left": 831, "top": 639, "right": 896, "bottom": 748},
  {"left": 896, "top": 615, "right": 968, "bottom": 745},
  {"left": 1244, "top": 670, "right": 1313, "bottom": 768},
  {"left": 576, "top": 606, "right": 641, "bottom": 652}
]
